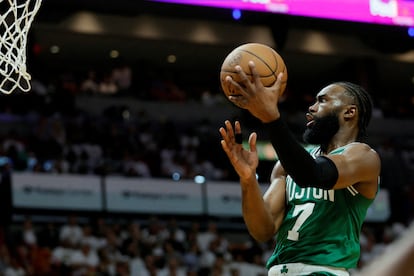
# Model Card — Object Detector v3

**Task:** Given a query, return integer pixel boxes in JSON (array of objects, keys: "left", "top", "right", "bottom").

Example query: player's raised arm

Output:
[{"left": 219, "top": 121, "right": 285, "bottom": 242}]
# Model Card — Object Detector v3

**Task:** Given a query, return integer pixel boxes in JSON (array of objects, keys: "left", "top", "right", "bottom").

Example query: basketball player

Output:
[{"left": 219, "top": 61, "right": 381, "bottom": 276}]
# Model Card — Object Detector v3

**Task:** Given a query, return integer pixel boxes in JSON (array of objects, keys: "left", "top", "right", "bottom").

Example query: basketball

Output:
[{"left": 220, "top": 43, "right": 288, "bottom": 98}]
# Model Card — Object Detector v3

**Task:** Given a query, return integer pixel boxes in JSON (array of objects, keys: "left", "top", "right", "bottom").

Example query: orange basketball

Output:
[{"left": 220, "top": 43, "right": 288, "bottom": 98}]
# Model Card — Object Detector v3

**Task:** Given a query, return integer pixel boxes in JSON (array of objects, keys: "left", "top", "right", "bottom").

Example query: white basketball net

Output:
[{"left": 0, "top": 0, "right": 42, "bottom": 94}]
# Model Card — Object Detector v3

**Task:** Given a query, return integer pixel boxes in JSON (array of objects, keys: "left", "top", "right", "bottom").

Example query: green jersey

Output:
[{"left": 266, "top": 145, "right": 376, "bottom": 270}]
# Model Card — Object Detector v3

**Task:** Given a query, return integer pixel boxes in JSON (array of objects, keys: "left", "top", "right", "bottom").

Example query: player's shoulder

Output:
[
  {"left": 345, "top": 142, "right": 377, "bottom": 154},
  {"left": 343, "top": 142, "right": 381, "bottom": 165}
]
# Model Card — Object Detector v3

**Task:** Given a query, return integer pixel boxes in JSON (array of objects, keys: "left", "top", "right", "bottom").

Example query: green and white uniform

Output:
[{"left": 266, "top": 145, "right": 377, "bottom": 271}]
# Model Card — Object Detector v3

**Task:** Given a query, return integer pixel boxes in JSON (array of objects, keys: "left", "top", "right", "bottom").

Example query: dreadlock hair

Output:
[{"left": 334, "top": 81, "right": 373, "bottom": 141}]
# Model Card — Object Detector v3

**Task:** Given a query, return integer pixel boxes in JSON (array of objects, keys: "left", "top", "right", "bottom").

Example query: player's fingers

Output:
[
  {"left": 228, "top": 95, "right": 248, "bottom": 109},
  {"left": 224, "top": 76, "right": 246, "bottom": 97},
  {"left": 235, "top": 65, "right": 254, "bottom": 93},
  {"left": 234, "top": 121, "right": 242, "bottom": 134},
  {"left": 219, "top": 126, "right": 231, "bottom": 145},
  {"left": 218, "top": 126, "right": 226, "bottom": 139},
  {"left": 248, "top": 132, "right": 257, "bottom": 153},
  {"left": 219, "top": 120, "right": 237, "bottom": 146},
  {"left": 225, "top": 120, "right": 235, "bottom": 138},
  {"left": 273, "top": 72, "right": 284, "bottom": 93},
  {"left": 220, "top": 139, "right": 230, "bottom": 155},
  {"left": 277, "top": 72, "right": 284, "bottom": 81},
  {"left": 248, "top": 61, "right": 263, "bottom": 88},
  {"left": 224, "top": 75, "right": 238, "bottom": 90}
]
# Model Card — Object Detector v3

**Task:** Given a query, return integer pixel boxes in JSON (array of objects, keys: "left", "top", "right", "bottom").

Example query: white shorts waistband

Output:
[{"left": 268, "top": 263, "right": 350, "bottom": 276}]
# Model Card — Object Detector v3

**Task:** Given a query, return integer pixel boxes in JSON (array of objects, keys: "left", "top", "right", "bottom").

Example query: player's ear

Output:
[{"left": 344, "top": 104, "right": 357, "bottom": 120}]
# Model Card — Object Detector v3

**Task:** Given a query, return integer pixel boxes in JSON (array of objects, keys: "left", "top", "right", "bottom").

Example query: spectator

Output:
[
  {"left": 197, "top": 222, "right": 219, "bottom": 253},
  {"left": 68, "top": 242, "right": 99, "bottom": 275},
  {"left": 4, "top": 257, "right": 26, "bottom": 276},
  {"left": 80, "top": 70, "right": 99, "bottom": 94},
  {"left": 21, "top": 218, "right": 37, "bottom": 247},
  {"left": 98, "top": 73, "right": 118, "bottom": 95},
  {"left": 157, "top": 255, "right": 187, "bottom": 276},
  {"left": 51, "top": 238, "right": 75, "bottom": 274},
  {"left": 122, "top": 152, "right": 152, "bottom": 177},
  {"left": 182, "top": 241, "right": 200, "bottom": 273},
  {"left": 80, "top": 225, "right": 105, "bottom": 252},
  {"left": 111, "top": 61, "right": 132, "bottom": 95},
  {"left": 59, "top": 215, "right": 83, "bottom": 248}
]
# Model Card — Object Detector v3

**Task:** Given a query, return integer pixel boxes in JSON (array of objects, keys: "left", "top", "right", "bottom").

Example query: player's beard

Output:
[{"left": 303, "top": 112, "right": 340, "bottom": 152}]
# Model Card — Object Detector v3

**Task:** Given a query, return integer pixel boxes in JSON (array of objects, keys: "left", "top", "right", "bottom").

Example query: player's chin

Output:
[{"left": 306, "top": 121, "right": 315, "bottom": 129}]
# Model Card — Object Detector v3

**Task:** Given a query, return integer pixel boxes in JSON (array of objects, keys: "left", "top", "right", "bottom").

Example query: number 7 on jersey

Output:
[{"left": 287, "top": 202, "right": 315, "bottom": 241}]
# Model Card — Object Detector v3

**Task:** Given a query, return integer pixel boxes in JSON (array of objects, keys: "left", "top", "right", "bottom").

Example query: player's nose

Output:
[{"left": 308, "top": 102, "right": 317, "bottom": 113}]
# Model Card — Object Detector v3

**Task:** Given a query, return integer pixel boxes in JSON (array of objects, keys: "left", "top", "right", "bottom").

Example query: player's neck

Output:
[{"left": 321, "top": 132, "right": 357, "bottom": 154}]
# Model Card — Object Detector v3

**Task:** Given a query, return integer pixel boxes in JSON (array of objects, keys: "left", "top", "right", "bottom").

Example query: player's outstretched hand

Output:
[
  {"left": 225, "top": 61, "right": 284, "bottom": 123},
  {"left": 219, "top": 120, "right": 259, "bottom": 181}
]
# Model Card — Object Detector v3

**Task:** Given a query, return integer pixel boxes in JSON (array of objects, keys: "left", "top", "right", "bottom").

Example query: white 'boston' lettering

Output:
[
  {"left": 313, "top": 188, "right": 323, "bottom": 199},
  {"left": 287, "top": 182, "right": 335, "bottom": 203},
  {"left": 294, "top": 187, "right": 305, "bottom": 199}
]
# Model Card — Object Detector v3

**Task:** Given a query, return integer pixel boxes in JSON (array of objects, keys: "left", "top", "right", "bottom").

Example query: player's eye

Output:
[{"left": 318, "top": 96, "right": 327, "bottom": 103}]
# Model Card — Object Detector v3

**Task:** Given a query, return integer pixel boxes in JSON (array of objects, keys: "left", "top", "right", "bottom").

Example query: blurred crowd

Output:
[
  {"left": 1, "top": 215, "right": 271, "bottom": 276},
  {"left": 0, "top": 215, "right": 412, "bottom": 276},
  {"left": 0, "top": 95, "right": 229, "bottom": 180}
]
